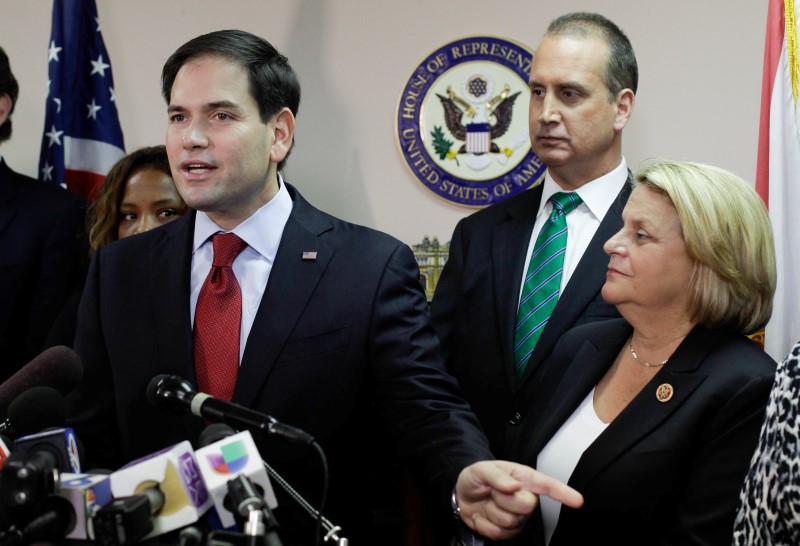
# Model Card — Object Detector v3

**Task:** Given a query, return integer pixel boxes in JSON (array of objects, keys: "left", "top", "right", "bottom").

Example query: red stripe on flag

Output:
[
  {"left": 65, "top": 169, "right": 106, "bottom": 201},
  {"left": 757, "top": 0, "right": 786, "bottom": 206}
]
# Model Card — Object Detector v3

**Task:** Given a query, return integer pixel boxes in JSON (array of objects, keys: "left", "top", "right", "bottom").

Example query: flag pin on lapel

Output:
[
  {"left": 655, "top": 383, "right": 674, "bottom": 403},
  {"left": 302, "top": 251, "right": 317, "bottom": 261}
]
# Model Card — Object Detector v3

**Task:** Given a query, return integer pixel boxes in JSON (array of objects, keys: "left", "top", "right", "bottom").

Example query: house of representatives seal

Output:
[{"left": 396, "top": 36, "right": 545, "bottom": 207}]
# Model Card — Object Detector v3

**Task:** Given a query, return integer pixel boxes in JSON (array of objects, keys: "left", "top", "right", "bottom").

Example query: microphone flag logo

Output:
[{"left": 206, "top": 439, "right": 249, "bottom": 474}]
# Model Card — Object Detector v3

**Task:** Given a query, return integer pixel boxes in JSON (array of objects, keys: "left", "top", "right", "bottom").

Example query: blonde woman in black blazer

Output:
[{"left": 506, "top": 159, "right": 777, "bottom": 546}]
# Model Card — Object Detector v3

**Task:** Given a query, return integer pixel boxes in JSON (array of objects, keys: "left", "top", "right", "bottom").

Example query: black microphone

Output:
[
  {"left": 0, "top": 386, "right": 67, "bottom": 438},
  {"left": 146, "top": 375, "right": 315, "bottom": 445},
  {"left": 0, "top": 346, "right": 83, "bottom": 416},
  {"left": 93, "top": 487, "right": 165, "bottom": 546},
  {"left": 0, "top": 495, "right": 76, "bottom": 546},
  {"left": 225, "top": 475, "right": 283, "bottom": 546}
]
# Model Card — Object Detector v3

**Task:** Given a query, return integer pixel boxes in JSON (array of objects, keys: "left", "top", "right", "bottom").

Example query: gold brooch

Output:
[{"left": 656, "top": 383, "right": 674, "bottom": 403}]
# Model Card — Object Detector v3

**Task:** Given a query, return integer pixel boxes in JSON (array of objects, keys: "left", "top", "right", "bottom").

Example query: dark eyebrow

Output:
[
  {"left": 167, "top": 100, "right": 243, "bottom": 114},
  {"left": 528, "top": 79, "right": 590, "bottom": 95}
]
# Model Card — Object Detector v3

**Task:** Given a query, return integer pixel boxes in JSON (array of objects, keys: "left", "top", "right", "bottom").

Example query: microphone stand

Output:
[
  {"left": 259, "top": 459, "right": 348, "bottom": 546},
  {"left": 225, "top": 475, "right": 282, "bottom": 546}
]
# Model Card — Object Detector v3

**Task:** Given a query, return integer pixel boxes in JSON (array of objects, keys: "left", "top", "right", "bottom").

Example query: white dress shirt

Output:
[
  {"left": 537, "top": 387, "right": 608, "bottom": 545},
  {"left": 518, "top": 158, "right": 629, "bottom": 304},
  {"left": 190, "top": 176, "right": 293, "bottom": 362}
]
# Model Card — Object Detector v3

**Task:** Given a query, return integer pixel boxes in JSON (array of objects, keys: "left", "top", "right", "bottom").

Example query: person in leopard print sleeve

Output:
[{"left": 734, "top": 340, "right": 800, "bottom": 545}]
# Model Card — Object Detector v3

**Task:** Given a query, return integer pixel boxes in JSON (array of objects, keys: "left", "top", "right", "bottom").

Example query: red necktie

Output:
[{"left": 194, "top": 232, "right": 248, "bottom": 401}]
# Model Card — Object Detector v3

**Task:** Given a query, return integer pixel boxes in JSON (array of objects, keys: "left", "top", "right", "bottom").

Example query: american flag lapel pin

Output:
[{"left": 302, "top": 251, "right": 317, "bottom": 261}]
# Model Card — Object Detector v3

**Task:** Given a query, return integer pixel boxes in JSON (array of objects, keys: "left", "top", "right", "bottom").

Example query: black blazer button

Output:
[{"left": 509, "top": 412, "right": 521, "bottom": 425}]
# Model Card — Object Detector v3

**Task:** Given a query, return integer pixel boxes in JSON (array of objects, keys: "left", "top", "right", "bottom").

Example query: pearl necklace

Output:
[{"left": 628, "top": 338, "right": 669, "bottom": 368}]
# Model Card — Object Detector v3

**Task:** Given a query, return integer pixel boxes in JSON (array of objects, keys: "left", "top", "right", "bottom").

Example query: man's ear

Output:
[
  {"left": 0, "top": 94, "right": 12, "bottom": 128},
  {"left": 613, "top": 89, "right": 635, "bottom": 133},
  {"left": 269, "top": 107, "right": 296, "bottom": 164}
]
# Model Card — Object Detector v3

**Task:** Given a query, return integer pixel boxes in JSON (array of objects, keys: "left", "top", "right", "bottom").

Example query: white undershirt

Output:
[
  {"left": 536, "top": 388, "right": 608, "bottom": 545},
  {"left": 518, "top": 159, "right": 628, "bottom": 304},
  {"left": 190, "top": 175, "right": 293, "bottom": 362}
]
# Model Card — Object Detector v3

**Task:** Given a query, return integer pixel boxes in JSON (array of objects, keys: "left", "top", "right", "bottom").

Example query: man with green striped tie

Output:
[{"left": 432, "top": 11, "right": 637, "bottom": 462}]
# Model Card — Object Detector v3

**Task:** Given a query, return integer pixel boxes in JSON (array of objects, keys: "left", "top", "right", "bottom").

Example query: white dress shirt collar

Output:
[{"left": 192, "top": 174, "right": 293, "bottom": 262}]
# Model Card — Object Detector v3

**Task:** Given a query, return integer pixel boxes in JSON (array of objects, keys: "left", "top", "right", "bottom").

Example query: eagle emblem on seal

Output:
[{"left": 433, "top": 71, "right": 521, "bottom": 170}]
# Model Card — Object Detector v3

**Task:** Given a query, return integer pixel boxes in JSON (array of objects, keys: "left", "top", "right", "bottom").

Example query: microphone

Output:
[
  {"left": 198, "top": 425, "right": 348, "bottom": 546},
  {"left": 220, "top": 475, "right": 283, "bottom": 546},
  {"left": 13, "top": 427, "right": 82, "bottom": 473},
  {"left": 146, "top": 375, "right": 315, "bottom": 445},
  {"left": 57, "top": 473, "right": 113, "bottom": 540},
  {"left": 0, "top": 494, "right": 76, "bottom": 546},
  {"left": 0, "top": 346, "right": 82, "bottom": 415},
  {"left": 103, "top": 440, "right": 212, "bottom": 539},
  {"left": 93, "top": 487, "right": 165, "bottom": 546},
  {"left": 194, "top": 427, "right": 278, "bottom": 529},
  {"left": 0, "top": 434, "right": 10, "bottom": 471},
  {"left": 0, "top": 386, "right": 67, "bottom": 438}
]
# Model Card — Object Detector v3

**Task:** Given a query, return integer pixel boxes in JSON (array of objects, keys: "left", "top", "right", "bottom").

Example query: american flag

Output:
[{"left": 38, "top": 0, "right": 125, "bottom": 199}]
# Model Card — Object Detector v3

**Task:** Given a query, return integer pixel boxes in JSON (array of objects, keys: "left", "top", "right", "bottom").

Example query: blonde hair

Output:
[{"left": 633, "top": 159, "right": 775, "bottom": 335}]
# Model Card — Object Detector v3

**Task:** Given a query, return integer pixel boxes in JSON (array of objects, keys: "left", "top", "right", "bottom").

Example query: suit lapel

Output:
[
  {"left": 148, "top": 213, "right": 199, "bottom": 438},
  {"left": 494, "top": 185, "right": 543, "bottom": 391},
  {"left": 567, "top": 326, "right": 715, "bottom": 490},
  {"left": 517, "top": 181, "right": 632, "bottom": 387},
  {"left": 150, "top": 213, "right": 195, "bottom": 381},
  {"left": 520, "top": 323, "right": 628, "bottom": 462},
  {"left": 233, "top": 186, "right": 333, "bottom": 407}
]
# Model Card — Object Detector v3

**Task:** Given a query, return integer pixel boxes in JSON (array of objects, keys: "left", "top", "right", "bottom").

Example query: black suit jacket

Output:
[
  {"left": 0, "top": 158, "right": 86, "bottom": 384},
  {"left": 430, "top": 179, "right": 631, "bottom": 455},
  {"left": 506, "top": 319, "right": 776, "bottom": 546},
  {"left": 69, "top": 183, "right": 492, "bottom": 543}
]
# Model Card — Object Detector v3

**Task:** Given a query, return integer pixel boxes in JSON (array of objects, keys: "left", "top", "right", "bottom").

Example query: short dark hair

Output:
[
  {"left": 546, "top": 12, "right": 638, "bottom": 98},
  {"left": 161, "top": 30, "right": 301, "bottom": 171},
  {"left": 0, "top": 45, "right": 20, "bottom": 144}
]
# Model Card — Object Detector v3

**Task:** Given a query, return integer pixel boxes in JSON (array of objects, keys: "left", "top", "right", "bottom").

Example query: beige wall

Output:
[{"left": 0, "top": 0, "right": 766, "bottom": 247}]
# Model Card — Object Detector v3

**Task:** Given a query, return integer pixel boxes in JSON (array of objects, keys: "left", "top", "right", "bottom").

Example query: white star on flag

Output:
[
  {"left": 90, "top": 54, "right": 110, "bottom": 76},
  {"left": 41, "top": 163, "right": 54, "bottom": 182},
  {"left": 86, "top": 98, "right": 102, "bottom": 120},
  {"left": 53, "top": 97, "right": 61, "bottom": 113},
  {"left": 45, "top": 125, "right": 64, "bottom": 147},
  {"left": 48, "top": 40, "right": 62, "bottom": 62}
]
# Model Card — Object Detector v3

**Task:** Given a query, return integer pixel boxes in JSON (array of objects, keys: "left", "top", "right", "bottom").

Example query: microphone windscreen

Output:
[
  {"left": 7, "top": 386, "right": 67, "bottom": 436},
  {"left": 0, "top": 346, "right": 83, "bottom": 412},
  {"left": 198, "top": 424, "right": 236, "bottom": 448}
]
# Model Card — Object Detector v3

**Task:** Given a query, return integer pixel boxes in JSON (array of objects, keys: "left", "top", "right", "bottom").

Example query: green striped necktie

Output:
[{"left": 513, "top": 192, "right": 583, "bottom": 381}]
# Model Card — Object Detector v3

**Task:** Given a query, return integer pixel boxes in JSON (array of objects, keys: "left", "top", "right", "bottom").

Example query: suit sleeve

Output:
[
  {"left": 429, "top": 217, "right": 467, "bottom": 368},
  {"left": 29, "top": 195, "right": 87, "bottom": 354},
  {"left": 665, "top": 372, "right": 774, "bottom": 546},
  {"left": 369, "top": 242, "right": 493, "bottom": 497},
  {"left": 67, "top": 249, "right": 122, "bottom": 469}
]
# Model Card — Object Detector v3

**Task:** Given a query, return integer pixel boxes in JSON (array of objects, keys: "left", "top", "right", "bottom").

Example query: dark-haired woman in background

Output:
[{"left": 87, "top": 145, "right": 187, "bottom": 250}]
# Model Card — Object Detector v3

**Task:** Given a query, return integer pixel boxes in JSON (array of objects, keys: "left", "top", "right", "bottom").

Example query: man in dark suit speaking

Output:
[
  {"left": 431, "top": 12, "right": 638, "bottom": 457},
  {"left": 68, "top": 30, "right": 581, "bottom": 544},
  {"left": 0, "top": 45, "right": 86, "bottom": 383}
]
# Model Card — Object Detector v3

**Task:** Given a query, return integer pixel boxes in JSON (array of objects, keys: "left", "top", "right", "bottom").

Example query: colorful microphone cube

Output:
[
  {"left": 194, "top": 430, "right": 277, "bottom": 528},
  {"left": 109, "top": 441, "right": 212, "bottom": 538},
  {"left": 59, "top": 473, "right": 113, "bottom": 540}
]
